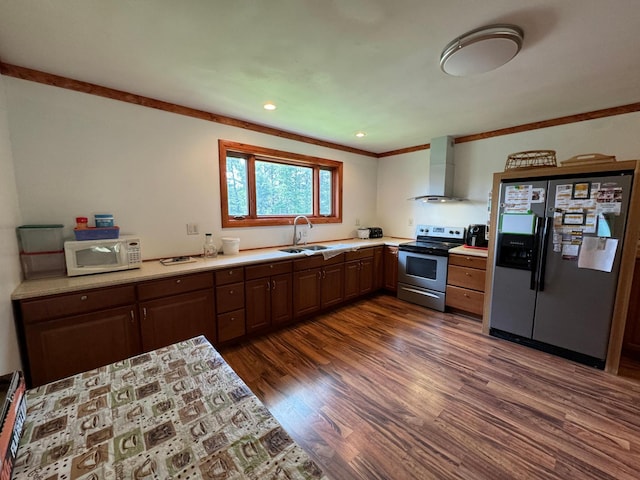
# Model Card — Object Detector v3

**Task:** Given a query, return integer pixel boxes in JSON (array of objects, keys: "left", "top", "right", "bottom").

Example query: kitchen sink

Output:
[
  {"left": 301, "top": 245, "right": 329, "bottom": 251},
  {"left": 279, "top": 247, "right": 305, "bottom": 253}
]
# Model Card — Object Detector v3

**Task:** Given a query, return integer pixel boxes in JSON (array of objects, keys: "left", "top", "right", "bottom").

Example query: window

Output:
[{"left": 219, "top": 140, "right": 343, "bottom": 228}]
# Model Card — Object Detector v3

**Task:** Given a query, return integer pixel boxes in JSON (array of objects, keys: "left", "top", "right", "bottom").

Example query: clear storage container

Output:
[
  {"left": 20, "top": 252, "right": 66, "bottom": 279},
  {"left": 17, "top": 225, "right": 64, "bottom": 253}
]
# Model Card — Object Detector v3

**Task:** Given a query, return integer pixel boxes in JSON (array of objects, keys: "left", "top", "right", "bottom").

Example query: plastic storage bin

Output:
[
  {"left": 73, "top": 227, "right": 120, "bottom": 240},
  {"left": 17, "top": 225, "right": 64, "bottom": 253},
  {"left": 20, "top": 252, "right": 66, "bottom": 279}
]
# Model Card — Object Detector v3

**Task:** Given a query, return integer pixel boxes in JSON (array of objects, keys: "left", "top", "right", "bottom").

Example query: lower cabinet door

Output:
[
  {"left": 271, "top": 272, "right": 293, "bottom": 326},
  {"left": 245, "top": 278, "right": 271, "bottom": 334},
  {"left": 140, "top": 290, "right": 215, "bottom": 351},
  {"left": 293, "top": 268, "right": 321, "bottom": 318},
  {"left": 322, "top": 263, "right": 344, "bottom": 308},
  {"left": 344, "top": 260, "right": 361, "bottom": 301},
  {"left": 25, "top": 305, "right": 141, "bottom": 387}
]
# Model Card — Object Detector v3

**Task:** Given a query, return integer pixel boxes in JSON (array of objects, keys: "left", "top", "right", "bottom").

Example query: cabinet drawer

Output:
[
  {"left": 215, "top": 267, "right": 244, "bottom": 286},
  {"left": 345, "top": 247, "right": 374, "bottom": 261},
  {"left": 21, "top": 285, "right": 136, "bottom": 324},
  {"left": 446, "top": 285, "right": 484, "bottom": 316},
  {"left": 448, "top": 253, "right": 487, "bottom": 270},
  {"left": 447, "top": 265, "right": 486, "bottom": 292},
  {"left": 137, "top": 272, "right": 213, "bottom": 301},
  {"left": 218, "top": 309, "right": 246, "bottom": 343},
  {"left": 216, "top": 282, "right": 245, "bottom": 313},
  {"left": 293, "top": 253, "right": 344, "bottom": 271},
  {"left": 245, "top": 260, "right": 292, "bottom": 280}
]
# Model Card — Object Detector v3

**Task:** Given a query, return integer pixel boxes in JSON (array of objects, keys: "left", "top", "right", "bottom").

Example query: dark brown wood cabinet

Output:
[
  {"left": 20, "top": 285, "right": 140, "bottom": 387},
  {"left": 383, "top": 246, "right": 399, "bottom": 292},
  {"left": 373, "top": 246, "right": 384, "bottom": 290},
  {"left": 623, "top": 258, "right": 640, "bottom": 357},
  {"left": 293, "top": 254, "right": 344, "bottom": 318},
  {"left": 15, "top": 242, "right": 392, "bottom": 387},
  {"left": 245, "top": 261, "right": 293, "bottom": 333},
  {"left": 344, "top": 248, "right": 374, "bottom": 301},
  {"left": 445, "top": 253, "right": 487, "bottom": 318},
  {"left": 138, "top": 272, "right": 215, "bottom": 351},
  {"left": 215, "top": 267, "right": 246, "bottom": 343}
]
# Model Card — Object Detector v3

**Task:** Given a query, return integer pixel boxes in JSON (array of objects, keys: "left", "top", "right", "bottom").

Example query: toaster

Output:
[{"left": 368, "top": 227, "right": 383, "bottom": 239}]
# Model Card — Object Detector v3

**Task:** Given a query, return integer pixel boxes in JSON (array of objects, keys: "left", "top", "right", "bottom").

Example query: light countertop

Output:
[
  {"left": 449, "top": 245, "right": 489, "bottom": 258},
  {"left": 12, "top": 237, "right": 407, "bottom": 300}
]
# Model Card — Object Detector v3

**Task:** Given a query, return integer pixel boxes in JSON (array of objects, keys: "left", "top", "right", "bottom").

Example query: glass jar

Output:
[{"left": 203, "top": 233, "right": 217, "bottom": 258}]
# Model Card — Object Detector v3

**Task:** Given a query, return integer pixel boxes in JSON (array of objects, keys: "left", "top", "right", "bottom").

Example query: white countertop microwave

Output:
[{"left": 64, "top": 236, "right": 142, "bottom": 276}]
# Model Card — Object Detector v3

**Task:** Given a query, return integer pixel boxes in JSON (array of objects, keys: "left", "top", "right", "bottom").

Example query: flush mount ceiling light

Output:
[
  {"left": 355, "top": 131, "right": 367, "bottom": 138},
  {"left": 440, "top": 24, "right": 524, "bottom": 76},
  {"left": 263, "top": 102, "right": 277, "bottom": 111}
]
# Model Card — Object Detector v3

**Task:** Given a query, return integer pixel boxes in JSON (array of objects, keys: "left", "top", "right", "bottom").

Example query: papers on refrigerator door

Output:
[
  {"left": 504, "top": 185, "right": 533, "bottom": 213},
  {"left": 577, "top": 237, "right": 618, "bottom": 272}
]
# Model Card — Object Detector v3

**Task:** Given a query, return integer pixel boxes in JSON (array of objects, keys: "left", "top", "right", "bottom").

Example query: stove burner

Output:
[
  {"left": 397, "top": 241, "right": 453, "bottom": 256},
  {"left": 398, "top": 224, "right": 466, "bottom": 256}
]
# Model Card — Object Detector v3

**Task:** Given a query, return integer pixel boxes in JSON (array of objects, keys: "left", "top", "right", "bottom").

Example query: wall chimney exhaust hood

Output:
[{"left": 411, "top": 136, "right": 465, "bottom": 202}]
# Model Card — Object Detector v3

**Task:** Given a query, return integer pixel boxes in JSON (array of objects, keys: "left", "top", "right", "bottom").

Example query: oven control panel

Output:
[{"left": 416, "top": 224, "right": 465, "bottom": 241}]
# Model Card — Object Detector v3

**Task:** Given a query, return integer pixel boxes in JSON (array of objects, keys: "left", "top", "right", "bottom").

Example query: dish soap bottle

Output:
[{"left": 203, "top": 233, "right": 217, "bottom": 258}]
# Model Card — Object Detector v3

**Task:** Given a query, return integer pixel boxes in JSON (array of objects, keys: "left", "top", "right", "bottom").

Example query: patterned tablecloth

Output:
[{"left": 12, "top": 336, "right": 328, "bottom": 480}]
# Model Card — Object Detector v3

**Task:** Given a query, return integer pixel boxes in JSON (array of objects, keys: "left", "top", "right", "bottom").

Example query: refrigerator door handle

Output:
[
  {"left": 530, "top": 216, "right": 543, "bottom": 290},
  {"left": 538, "top": 216, "right": 553, "bottom": 292}
]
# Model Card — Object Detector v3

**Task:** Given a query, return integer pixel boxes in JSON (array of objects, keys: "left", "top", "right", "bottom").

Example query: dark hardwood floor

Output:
[{"left": 221, "top": 293, "right": 640, "bottom": 480}]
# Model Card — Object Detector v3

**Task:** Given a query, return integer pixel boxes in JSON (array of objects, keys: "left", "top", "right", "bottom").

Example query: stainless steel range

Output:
[{"left": 397, "top": 224, "right": 465, "bottom": 311}]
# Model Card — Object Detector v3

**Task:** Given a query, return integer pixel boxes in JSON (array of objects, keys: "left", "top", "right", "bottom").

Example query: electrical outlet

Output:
[
  {"left": 408, "top": 218, "right": 414, "bottom": 226},
  {"left": 187, "top": 223, "right": 199, "bottom": 235},
  {"left": 301, "top": 229, "right": 308, "bottom": 238}
]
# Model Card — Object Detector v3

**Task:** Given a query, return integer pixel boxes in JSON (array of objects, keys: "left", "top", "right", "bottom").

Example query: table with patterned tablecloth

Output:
[{"left": 12, "top": 336, "right": 328, "bottom": 480}]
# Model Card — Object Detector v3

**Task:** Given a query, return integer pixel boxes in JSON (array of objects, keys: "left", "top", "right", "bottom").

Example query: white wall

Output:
[
  {"left": 378, "top": 112, "right": 640, "bottom": 238},
  {"left": 0, "top": 73, "right": 23, "bottom": 375},
  {"left": 6, "top": 78, "right": 379, "bottom": 259}
]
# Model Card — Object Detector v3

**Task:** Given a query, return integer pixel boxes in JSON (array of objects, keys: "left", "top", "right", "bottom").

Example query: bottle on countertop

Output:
[{"left": 203, "top": 233, "right": 217, "bottom": 258}]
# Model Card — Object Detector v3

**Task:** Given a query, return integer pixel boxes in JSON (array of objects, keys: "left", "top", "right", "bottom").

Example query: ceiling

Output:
[{"left": 0, "top": 0, "right": 639, "bottom": 155}]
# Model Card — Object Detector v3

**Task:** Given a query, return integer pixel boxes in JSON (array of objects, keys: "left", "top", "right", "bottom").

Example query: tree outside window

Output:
[{"left": 218, "top": 140, "right": 343, "bottom": 228}]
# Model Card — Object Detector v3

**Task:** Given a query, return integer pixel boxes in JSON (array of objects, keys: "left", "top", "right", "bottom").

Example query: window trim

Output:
[{"left": 218, "top": 139, "right": 343, "bottom": 228}]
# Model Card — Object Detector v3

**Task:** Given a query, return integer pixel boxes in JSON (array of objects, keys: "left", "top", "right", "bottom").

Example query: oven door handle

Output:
[{"left": 400, "top": 286, "right": 441, "bottom": 299}]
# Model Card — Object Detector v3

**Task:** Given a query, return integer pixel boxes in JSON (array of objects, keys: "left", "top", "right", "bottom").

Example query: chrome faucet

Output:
[{"left": 293, "top": 215, "right": 313, "bottom": 246}]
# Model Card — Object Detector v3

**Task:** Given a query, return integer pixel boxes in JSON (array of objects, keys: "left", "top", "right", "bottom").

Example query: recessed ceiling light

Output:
[
  {"left": 263, "top": 103, "right": 277, "bottom": 111},
  {"left": 355, "top": 132, "right": 366, "bottom": 138}
]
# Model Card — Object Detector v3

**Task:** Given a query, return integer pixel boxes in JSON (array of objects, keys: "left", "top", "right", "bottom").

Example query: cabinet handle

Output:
[
  {"left": 176, "top": 279, "right": 181, "bottom": 284},
  {"left": 322, "top": 270, "right": 326, "bottom": 279},
  {"left": 464, "top": 293, "right": 470, "bottom": 297},
  {"left": 272, "top": 280, "right": 276, "bottom": 290},
  {"left": 465, "top": 272, "right": 471, "bottom": 276},
  {"left": 143, "top": 307, "right": 147, "bottom": 319},
  {"left": 80, "top": 295, "right": 88, "bottom": 301},
  {"left": 465, "top": 257, "right": 472, "bottom": 261},
  {"left": 130, "top": 310, "right": 135, "bottom": 323},
  {"left": 230, "top": 317, "right": 235, "bottom": 322},
  {"left": 266, "top": 281, "right": 271, "bottom": 291},
  {"left": 229, "top": 289, "right": 234, "bottom": 295},
  {"left": 317, "top": 271, "right": 321, "bottom": 279},
  {"left": 228, "top": 270, "right": 234, "bottom": 275},
  {"left": 269, "top": 264, "right": 274, "bottom": 269}
]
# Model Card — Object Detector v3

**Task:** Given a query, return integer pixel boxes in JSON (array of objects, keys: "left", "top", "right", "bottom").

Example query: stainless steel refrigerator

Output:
[{"left": 488, "top": 170, "right": 634, "bottom": 368}]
